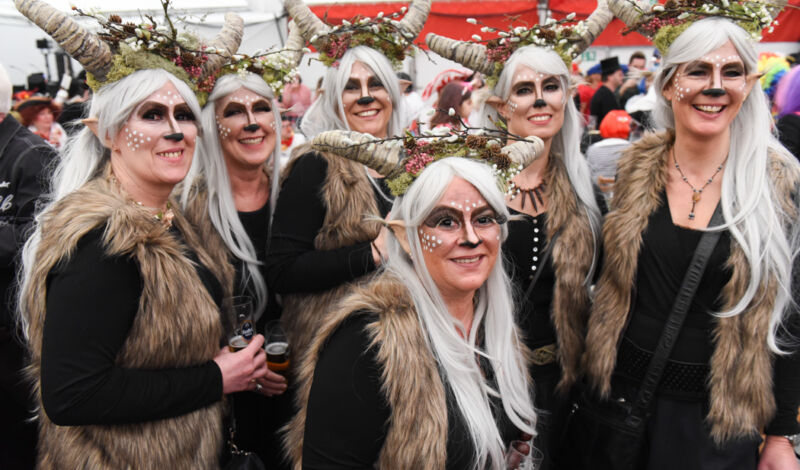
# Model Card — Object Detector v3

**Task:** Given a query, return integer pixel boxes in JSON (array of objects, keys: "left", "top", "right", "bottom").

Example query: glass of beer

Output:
[
  {"left": 228, "top": 296, "right": 255, "bottom": 352},
  {"left": 265, "top": 321, "right": 290, "bottom": 376}
]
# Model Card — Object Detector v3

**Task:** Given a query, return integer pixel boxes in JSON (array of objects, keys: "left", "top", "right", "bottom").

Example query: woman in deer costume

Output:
[
  {"left": 574, "top": 1, "right": 800, "bottom": 468},
  {"left": 265, "top": 0, "right": 430, "bottom": 364},
  {"left": 180, "top": 26, "right": 305, "bottom": 467},
  {"left": 426, "top": 6, "right": 612, "bottom": 467},
  {"left": 285, "top": 130, "right": 541, "bottom": 469},
  {"left": 15, "top": 2, "right": 269, "bottom": 467}
]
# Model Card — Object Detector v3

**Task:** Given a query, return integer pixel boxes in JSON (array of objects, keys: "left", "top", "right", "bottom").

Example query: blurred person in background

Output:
[
  {"left": 428, "top": 80, "right": 473, "bottom": 130},
  {"left": 590, "top": 56, "right": 624, "bottom": 127},
  {"left": 774, "top": 65, "right": 800, "bottom": 159},
  {"left": 398, "top": 71, "right": 424, "bottom": 129},
  {"left": 15, "top": 96, "right": 66, "bottom": 150},
  {"left": 586, "top": 110, "right": 633, "bottom": 203}
]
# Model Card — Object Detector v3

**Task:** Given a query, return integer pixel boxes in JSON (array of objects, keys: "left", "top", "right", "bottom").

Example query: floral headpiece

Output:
[
  {"left": 216, "top": 21, "right": 305, "bottom": 97},
  {"left": 426, "top": 0, "right": 613, "bottom": 87},
  {"left": 284, "top": 0, "right": 431, "bottom": 69},
  {"left": 607, "top": 0, "right": 786, "bottom": 54},
  {"left": 15, "top": 0, "right": 243, "bottom": 104},
  {"left": 310, "top": 129, "right": 544, "bottom": 196}
]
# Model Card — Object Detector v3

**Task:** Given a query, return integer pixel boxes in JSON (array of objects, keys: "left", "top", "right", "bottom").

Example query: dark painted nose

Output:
[
  {"left": 701, "top": 88, "right": 726, "bottom": 98},
  {"left": 533, "top": 98, "right": 547, "bottom": 108},
  {"left": 164, "top": 133, "right": 184, "bottom": 142},
  {"left": 244, "top": 123, "right": 260, "bottom": 132},
  {"left": 356, "top": 96, "right": 375, "bottom": 105}
]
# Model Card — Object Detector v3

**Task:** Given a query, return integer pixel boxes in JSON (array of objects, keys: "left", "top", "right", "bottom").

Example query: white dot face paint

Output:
[
  {"left": 214, "top": 87, "right": 277, "bottom": 170},
  {"left": 111, "top": 81, "right": 198, "bottom": 196},
  {"left": 665, "top": 41, "right": 750, "bottom": 139},
  {"left": 504, "top": 64, "right": 566, "bottom": 142},
  {"left": 418, "top": 177, "right": 502, "bottom": 300}
]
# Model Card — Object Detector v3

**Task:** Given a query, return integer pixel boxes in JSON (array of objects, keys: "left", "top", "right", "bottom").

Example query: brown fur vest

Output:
[
  {"left": 284, "top": 274, "right": 448, "bottom": 469},
  {"left": 24, "top": 176, "right": 232, "bottom": 469},
  {"left": 541, "top": 154, "right": 598, "bottom": 391},
  {"left": 582, "top": 131, "right": 800, "bottom": 443},
  {"left": 279, "top": 147, "right": 382, "bottom": 363}
]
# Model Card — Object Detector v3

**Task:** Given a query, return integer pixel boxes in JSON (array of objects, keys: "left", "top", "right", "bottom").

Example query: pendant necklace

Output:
[
  {"left": 508, "top": 181, "right": 547, "bottom": 212},
  {"left": 673, "top": 150, "right": 725, "bottom": 220}
]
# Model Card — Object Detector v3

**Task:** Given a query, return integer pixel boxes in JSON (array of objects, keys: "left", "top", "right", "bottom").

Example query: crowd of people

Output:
[{"left": 1, "top": 0, "right": 800, "bottom": 469}]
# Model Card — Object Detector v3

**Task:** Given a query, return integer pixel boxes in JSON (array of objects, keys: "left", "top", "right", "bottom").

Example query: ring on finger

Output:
[{"left": 255, "top": 383, "right": 264, "bottom": 393}]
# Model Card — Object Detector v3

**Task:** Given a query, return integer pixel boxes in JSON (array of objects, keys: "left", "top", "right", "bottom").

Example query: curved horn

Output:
[
  {"left": 606, "top": 0, "right": 652, "bottom": 35},
  {"left": 15, "top": 0, "right": 112, "bottom": 81},
  {"left": 202, "top": 13, "right": 244, "bottom": 78},
  {"left": 425, "top": 33, "right": 495, "bottom": 76},
  {"left": 283, "top": 0, "right": 330, "bottom": 43},
  {"left": 312, "top": 131, "right": 406, "bottom": 178},
  {"left": 502, "top": 136, "right": 545, "bottom": 169},
  {"left": 571, "top": 0, "right": 614, "bottom": 56},
  {"left": 397, "top": 0, "right": 432, "bottom": 41},
  {"left": 284, "top": 20, "right": 305, "bottom": 69}
]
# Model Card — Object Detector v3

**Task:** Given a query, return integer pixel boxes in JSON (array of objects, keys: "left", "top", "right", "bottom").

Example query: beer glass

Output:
[
  {"left": 227, "top": 296, "right": 255, "bottom": 352},
  {"left": 264, "top": 321, "right": 290, "bottom": 376}
]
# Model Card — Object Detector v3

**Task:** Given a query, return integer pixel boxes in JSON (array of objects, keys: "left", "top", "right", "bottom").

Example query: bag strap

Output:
[{"left": 626, "top": 203, "right": 724, "bottom": 427}]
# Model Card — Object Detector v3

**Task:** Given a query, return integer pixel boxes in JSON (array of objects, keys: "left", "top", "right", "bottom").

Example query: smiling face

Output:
[
  {"left": 663, "top": 41, "right": 755, "bottom": 139},
  {"left": 214, "top": 87, "right": 276, "bottom": 172},
  {"left": 341, "top": 61, "right": 392, "bottom": 138},
  {"left": 110, "top": 82, "right": 197, "bottom": 199},
  {"left": 418, "top": 177, "right": 502, "bottom": 302},
  {"left": 501, "top": 65, "right": 566, "bottom": 142}
]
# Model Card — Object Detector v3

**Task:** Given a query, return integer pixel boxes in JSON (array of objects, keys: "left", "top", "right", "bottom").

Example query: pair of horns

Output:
[
  {"left": 283, "top": 0, "right": 432, "bottom": 44},
  {"left": 15, "top": 0, "right": 244, "bottom": 83},
  {"left": 426, "top": 0, "right": 612, "bottom": 73},
  {"left": 311, "top": 131, "right": 545, "bottom": 179},
  {"left": 606, "top": 0, "right": 787, "bottom": 39}
]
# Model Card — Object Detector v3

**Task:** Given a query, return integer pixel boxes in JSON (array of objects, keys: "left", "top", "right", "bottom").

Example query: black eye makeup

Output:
[
  {"left": 140, "top": 103, "right": 167, "bottom": 121},
  {"left": 424, "top": 207, "right": 463, "bottom": 230},
  {"left": 174, "top": 105, "right": 196, "bottom": 122}
]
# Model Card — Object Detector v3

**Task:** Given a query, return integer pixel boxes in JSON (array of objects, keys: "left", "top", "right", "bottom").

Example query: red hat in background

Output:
[{"left": 599, "top": 110, "right": 632, "bottom": 139}]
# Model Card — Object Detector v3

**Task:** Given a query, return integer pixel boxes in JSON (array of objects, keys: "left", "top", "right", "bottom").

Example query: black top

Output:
[
  {"left": 502, "top": 210, "right": 557, "bottom": 350},
  {"left": 590, "top": 85, "right": 622, "bottom": 128},
  {"left": 618, "top": 194, "right": 800, "bottom": 435},
  {"left": 40, "top": 227, "right": 224, "bottom": 426},
  {"left": 303, "top": 314, "right": 519, "bottom": 469},
  {"left": 777, "top": 113, "right": 800, "bottom": 161},
  {"left": 266, "top": 152, "right": 392, "bottom": 295},
  {"left": 236, "top": 201, "right": 281, "bottom": 329}
]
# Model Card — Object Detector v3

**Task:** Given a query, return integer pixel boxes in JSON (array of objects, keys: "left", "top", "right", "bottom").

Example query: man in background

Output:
[{"left": 590, "top": 57, "right": 624, "bottom": 127}]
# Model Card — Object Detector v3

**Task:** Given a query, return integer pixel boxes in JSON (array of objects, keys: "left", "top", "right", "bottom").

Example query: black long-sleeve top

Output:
[
  {"left": 40, "top": 227, "right": 224, "bottom": 426},
  {"left": 303, "top": 314, "right": 519, "bottom": 469},
  {"left": 266, "top": 152, "right": 392, "bottom": 295},
  {"left": 619, "top": 194, "right": 800, "bottom": 435}
]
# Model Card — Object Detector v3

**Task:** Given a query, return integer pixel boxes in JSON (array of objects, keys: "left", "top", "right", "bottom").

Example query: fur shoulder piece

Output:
[{"left": 285, "top": 273, "right": 448, "bottom": 469}]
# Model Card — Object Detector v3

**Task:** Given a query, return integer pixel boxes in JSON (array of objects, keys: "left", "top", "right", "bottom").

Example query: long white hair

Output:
[
  {"left": 385, "top": 157, "right": 537, "bottom": 470},
  {"left": 300, "top": 46, "right": 405, "bottom": 139},
  {"left": 652, "top": 17, "right": 800, "bottom": 352},
  {"left": 478, "top": 45, "right": 602, "bottom": 281},
  {"left": 17, "top": 69, "right": 203, "bottom": 337},
  {"left": 181, "top": 73, "right": 282, "bottom": 318}
]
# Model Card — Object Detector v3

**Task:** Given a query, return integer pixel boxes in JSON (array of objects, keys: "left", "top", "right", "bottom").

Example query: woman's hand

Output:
[
  {"left": 758, "top": 435, "right": 800, "bottom": 470},
  {"left": 213, "top": 334, "right": 268, "bottom": 395},
  {"left": 254, "top": 369, "right": 288, "bottom": 396}
]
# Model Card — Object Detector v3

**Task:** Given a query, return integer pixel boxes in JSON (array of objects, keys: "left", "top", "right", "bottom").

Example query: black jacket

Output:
[{"left": 0, "top": 115, "right": 55, "bottom": 326}]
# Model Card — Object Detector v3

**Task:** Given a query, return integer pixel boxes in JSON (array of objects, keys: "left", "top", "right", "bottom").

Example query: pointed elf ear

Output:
[
  {"left": 398, "top": 79, "right": 412, "bottom": 92},
  {"left": 743, "top": 72, "right": 763, "bottom": 98},
  {"left": 81, "top": 117, "right": 113, "bottom": 149},
  {"left": 385, "top": 220, "right": 411, "bottom": 256},
  {"left": 486, "top": 95, "right": 509, "bottom": 119}
]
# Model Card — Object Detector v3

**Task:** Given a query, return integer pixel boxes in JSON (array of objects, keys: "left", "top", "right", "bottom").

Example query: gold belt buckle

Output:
[{"left": 531, "top": 343, "right": 557, "bottom": 365}]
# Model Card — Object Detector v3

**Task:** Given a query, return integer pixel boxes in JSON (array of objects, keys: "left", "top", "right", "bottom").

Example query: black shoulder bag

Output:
[{"left": 557, "top": 204, "right": 724, "bottom": 470}]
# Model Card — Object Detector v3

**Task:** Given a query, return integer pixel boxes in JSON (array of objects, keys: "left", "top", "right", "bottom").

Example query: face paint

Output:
[
  {"left": 504, "top": 65, "right": 566, "bottom": 142},
  {"left": 664, "top": 41, "right": 751, "bottom": 138},
  {"left": 214, "top": 87, "right": 277, "bottom": 171},
  {"left": 418, "top": 178, "right": 502, "bottom": 301},
  {"left": 341, "top": 61, "right": 393, "bottom": 138}
]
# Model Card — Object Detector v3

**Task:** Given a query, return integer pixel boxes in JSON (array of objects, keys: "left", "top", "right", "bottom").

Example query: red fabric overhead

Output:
[{"left": 306, "top": 0, "right": 800, "bottom": 47}]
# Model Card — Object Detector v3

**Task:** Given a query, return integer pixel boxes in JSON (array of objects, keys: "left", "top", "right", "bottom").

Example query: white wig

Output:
[
  {"left": 478, "top": 45, "right": 602, "bottom": 281},
  {"left": 300, "top": 46, "right": 405, "bottom": 139},
  {"left": 181, "top": 72, "right": 282, "bottom": 318},
  {"left": 18, "top": 69, "right": 203, "bottom": 337},
  {"left": 653, "top": 17, "right": 800, "bottom": 352},
  {"left": 384, "top": 157, "right": 537, "bottom": 470}
]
